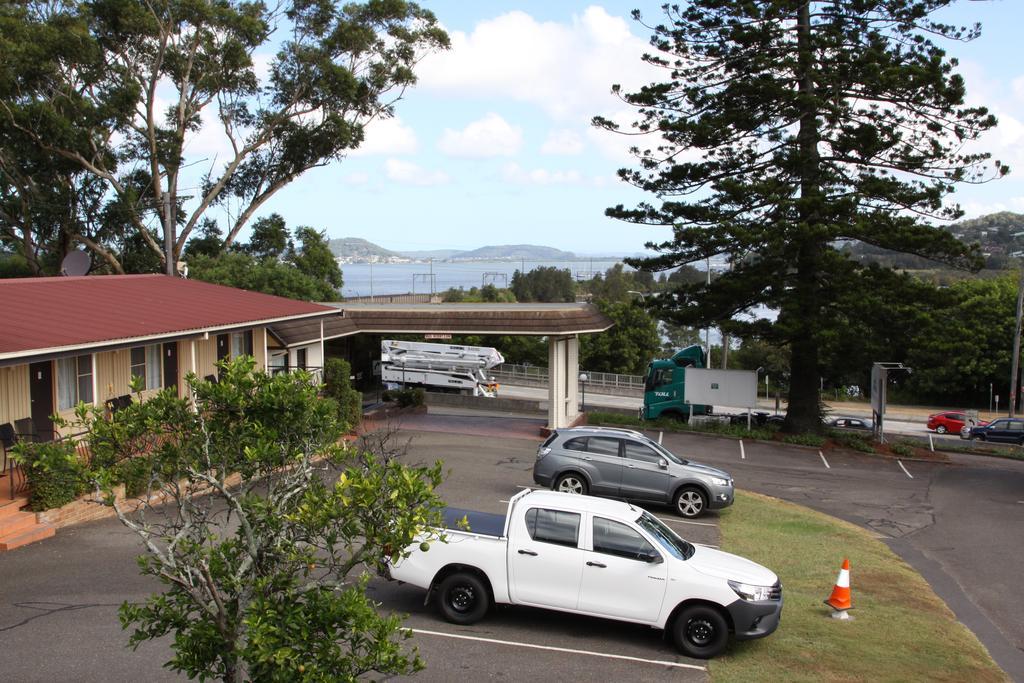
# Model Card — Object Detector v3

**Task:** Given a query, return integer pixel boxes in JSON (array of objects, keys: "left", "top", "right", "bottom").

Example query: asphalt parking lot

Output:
[{"left": 2, "top": 411, "right": 1023, "bottom": 681}]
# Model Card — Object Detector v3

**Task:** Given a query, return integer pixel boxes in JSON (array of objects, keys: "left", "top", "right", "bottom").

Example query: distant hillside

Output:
[
  {"left": 847, "top": 211, "right": 1024, "bottom": 272},
  {"left": 328, "top": 238, "right": 400, "bottom": 260},
  {"left": 327, "top": 238, "right": 581, "bottom": 262},
  {"left": 453, "top": 244, "right": 576, "bottom": 260}
]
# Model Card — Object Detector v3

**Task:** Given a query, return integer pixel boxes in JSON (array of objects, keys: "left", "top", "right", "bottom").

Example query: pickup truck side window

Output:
[
  {"left": 592, "top": 517, "right": 656, "bottom": 561},
  {"left": 524, "top": 508, "right": 581, "bottom": 548},
  {"left": 585, "top": 437, "right": 621, "bottom": 457}
]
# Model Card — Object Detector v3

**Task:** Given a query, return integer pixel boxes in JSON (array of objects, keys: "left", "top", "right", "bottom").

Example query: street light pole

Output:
[
  {"left": 579, "top": 373, "right": 589, "bottom": 413},
  {"left": 1010, "top": 265, "right": 1024, "bottom": 417}
]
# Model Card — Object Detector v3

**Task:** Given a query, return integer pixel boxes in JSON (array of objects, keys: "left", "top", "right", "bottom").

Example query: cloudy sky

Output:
[{"left": 248, "top": 1, "right": 1024, "bottom": 255}]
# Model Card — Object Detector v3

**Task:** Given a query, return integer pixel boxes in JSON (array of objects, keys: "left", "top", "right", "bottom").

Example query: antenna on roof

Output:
[{"left": 61, "top": 250, "right": 90, "bottom": 276}]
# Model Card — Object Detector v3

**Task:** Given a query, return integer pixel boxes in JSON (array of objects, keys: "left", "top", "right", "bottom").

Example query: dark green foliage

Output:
[
  {"left": 830, "top": 431, "right": 875, "bottom": 453},
  {"left": 599, "top": 1, "right": 1003, "bottom": 431},
  {"left": 247, "top": 214, "right": 290, "bottom": 260},
  {"left": 5, "top": 0, "right": 448, "bottom": 274},
  {"left": 55, "top": 358, "right": 446, "bottom": 682},
  {"left": 381, "top": 388, "right": 424, "bottom": 408},
  {"left": 11, "top": 440, "right": 88, "bottom": 511},
  {"left": 323, "top": 358, "right": 363, "bottom": 430},
  {"left": 290, "top": 226, "right": 343, "bottom": 296},
  {"left": 781, "top": 433, "right": 827, "bottom": 448},
  {"left": 510, "top": 266, "right": 576, "bottom": 302},
  {"left": 890, "top": 442, "right": 916, "bottom": 457},
  {"left": 579, "top": 300, "right": 661, "bottom": 375},
  {"left": 188, "top": 252, "right": 341, "bottom": 301}
]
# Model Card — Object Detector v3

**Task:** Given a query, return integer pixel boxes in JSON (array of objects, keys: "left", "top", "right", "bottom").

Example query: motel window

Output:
[
  {"left": 130, "top": 345, "right": 162, "bottom": 390},
  {"left": 57, "top": 355, "right": 94, "bottom": 411},
  {"left": 231, "top": 330, "right": 255, "bottom": 358}
]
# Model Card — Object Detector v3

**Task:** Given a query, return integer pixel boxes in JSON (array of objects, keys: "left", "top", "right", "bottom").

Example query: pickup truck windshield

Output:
[{"left": 637, "top": 511, "right": 694, "bottom": 560}]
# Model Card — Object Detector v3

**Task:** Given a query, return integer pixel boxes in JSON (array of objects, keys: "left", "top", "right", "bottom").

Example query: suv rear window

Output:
[{"left": 540, "top": 433, "right": 559, "bottom": 448}]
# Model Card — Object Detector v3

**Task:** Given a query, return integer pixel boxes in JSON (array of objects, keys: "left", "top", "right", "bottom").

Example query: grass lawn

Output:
[{"left": 712, "top": 491, "right": 1008, "bottom": 682}]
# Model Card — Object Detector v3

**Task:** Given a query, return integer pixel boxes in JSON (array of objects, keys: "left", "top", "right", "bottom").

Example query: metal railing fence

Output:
[{"left": 490, "top": 364, "right": 644, "bottom": 392}]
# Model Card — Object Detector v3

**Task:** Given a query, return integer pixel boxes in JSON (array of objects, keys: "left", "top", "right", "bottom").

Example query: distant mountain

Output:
[
  {"left": 328, "top": 238, "right": 402, "bottom": 261},
  {"left": 847, "top": 211, "right": 1024, "bottom": 271},
  {"left": 453, "top": 244, "right": 576, "bottom": 260},
  {"left": 328, "top": 238, "right": 584, "bottom": 262}
]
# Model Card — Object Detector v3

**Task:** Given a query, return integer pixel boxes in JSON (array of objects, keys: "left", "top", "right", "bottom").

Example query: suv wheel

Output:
[
  {"left": 674, "top": 486, "right": 707, "bottom": 518},
  {"left": 554, "top": 473, "right": 588, "bottom": 495}
]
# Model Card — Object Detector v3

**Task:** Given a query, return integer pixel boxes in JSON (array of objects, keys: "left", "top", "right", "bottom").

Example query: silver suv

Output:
[{"left": 532, "top": 427, "right": 734, "bottom": 518}]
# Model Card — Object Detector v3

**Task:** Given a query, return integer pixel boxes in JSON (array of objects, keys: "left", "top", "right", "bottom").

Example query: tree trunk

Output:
[{"left": 784, "top": 1, "right": 825, "bottom": 432}]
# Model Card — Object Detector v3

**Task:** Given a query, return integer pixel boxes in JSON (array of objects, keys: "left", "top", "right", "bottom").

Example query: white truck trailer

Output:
[{"left": 380, "top": 339, "right": 504, "bottom": 397}]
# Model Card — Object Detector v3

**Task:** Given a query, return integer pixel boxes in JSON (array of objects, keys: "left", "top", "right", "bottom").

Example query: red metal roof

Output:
[{"left": 0, "top": 275, "right": 336, "bottom": 359}]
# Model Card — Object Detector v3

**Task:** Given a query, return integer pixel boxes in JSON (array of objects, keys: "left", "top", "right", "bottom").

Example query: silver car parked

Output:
[{"left": 532, "top": 426, "right": 734, "bottom": 518}]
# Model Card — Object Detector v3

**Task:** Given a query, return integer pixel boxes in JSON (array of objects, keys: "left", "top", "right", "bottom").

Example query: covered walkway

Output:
[{"left": 269, "top": 303, "right": 614, "bottom": 431}]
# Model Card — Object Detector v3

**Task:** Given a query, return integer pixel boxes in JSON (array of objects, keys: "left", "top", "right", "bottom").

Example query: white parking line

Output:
[
  {"left": 739, "top": 439, "right": 746, "bottom": 459},
  {"left": 818, "top": 450, "right": 830, "bottom": 469},
  {"left": 410, "top": 629, "right": 706, "bottom": 671},
  {"left": 657, "top": 516, "right": 717, "bottom": 528},
  {"left": 897, "top": 460, "right": 914, "bottom": 479}
]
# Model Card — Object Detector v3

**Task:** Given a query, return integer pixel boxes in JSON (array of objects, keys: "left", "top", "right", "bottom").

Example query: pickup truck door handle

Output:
[
  {"left": 518, "top": 549, "right": 538, "bottom": 556},
  {"left": 586, "top": 561, "right": 607, "bottom": 568}
]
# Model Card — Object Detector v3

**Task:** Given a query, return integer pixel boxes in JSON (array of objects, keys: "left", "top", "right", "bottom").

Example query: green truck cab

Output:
[{"left": 642, "top": 345, "right": 713, "bottom": 420}]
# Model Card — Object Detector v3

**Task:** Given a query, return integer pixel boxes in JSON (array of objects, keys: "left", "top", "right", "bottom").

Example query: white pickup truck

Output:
[{"left": 387, "top": 489, "right": 782, "bottom": 658}]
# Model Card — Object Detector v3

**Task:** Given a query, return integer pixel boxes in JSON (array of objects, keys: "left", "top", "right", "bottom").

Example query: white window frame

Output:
[
  {"left": 57, "top": 354, "right": 95, "bottom": 411},
  {"left": 130, "top": 344, "right": 163, "bottom": 391}
]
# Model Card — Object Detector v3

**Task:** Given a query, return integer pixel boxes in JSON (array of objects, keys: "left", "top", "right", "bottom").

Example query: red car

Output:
[{"left": 926, "top": 411, "right": 985, "bottom": 435}]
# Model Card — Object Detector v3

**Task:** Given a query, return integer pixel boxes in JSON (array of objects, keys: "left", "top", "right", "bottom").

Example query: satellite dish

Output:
[{"left": 61, "top": 250, "right": 91, "bottom": 276}]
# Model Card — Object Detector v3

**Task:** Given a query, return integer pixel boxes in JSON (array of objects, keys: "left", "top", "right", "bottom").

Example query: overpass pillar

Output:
[{"left": 547, "top": 335, "right": 581, "bottom": 430}]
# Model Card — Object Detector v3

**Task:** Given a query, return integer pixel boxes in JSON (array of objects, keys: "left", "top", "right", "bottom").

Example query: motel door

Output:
[{"left": 28, "top": 361, "right": 55, "bottom": 441}]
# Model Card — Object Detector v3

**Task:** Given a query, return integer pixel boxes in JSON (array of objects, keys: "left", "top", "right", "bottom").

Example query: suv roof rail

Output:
[{"left": 570, "top": 426, "right": 645, "bottom": 437}]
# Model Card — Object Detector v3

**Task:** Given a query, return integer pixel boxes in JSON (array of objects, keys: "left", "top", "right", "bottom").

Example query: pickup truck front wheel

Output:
[
  {"left": 671, "top": 604, "right": 729, "bottom": 659},
  {"left": 438, "top": 572, "right": 491, "bottom": 625}
]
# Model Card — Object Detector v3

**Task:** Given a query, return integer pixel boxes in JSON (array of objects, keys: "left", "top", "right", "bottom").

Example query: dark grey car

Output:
[{"left": 532, "top": 426, "right": 734, "bottom": 518}]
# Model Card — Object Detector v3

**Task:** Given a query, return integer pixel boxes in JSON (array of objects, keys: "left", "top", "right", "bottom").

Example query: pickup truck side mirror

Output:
[
  {"left": 642, "top": 551, "right": 663, "bottom": 564},
  {"left": 658, "top": 459, "right": 668, "bottom": 470}
]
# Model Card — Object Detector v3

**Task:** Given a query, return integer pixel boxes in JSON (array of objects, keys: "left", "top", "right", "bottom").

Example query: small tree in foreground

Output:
[{"left": 62, "top": 358, "right": 445, "bottom": 682}]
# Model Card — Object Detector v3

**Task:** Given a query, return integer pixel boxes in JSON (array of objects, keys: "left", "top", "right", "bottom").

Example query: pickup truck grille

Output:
[{"left": 769, "top": 581, "right": 782, "bottom": 601}]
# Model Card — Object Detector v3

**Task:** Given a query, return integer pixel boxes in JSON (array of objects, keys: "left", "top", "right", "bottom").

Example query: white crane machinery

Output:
[{"left": 380, "top": 340, "right": 504, "bottom": 397}]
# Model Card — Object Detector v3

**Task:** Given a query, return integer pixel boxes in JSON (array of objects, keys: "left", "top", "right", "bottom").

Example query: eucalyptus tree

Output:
[
  {"left": 597, "top": 0, "right": 1004, "bottom": 430},
  {"left": 3, "top": 0, "right": 448, "bottom": 275}
]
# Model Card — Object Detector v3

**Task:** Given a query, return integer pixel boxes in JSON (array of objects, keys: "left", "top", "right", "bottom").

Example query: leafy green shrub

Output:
[
  {"left": 323, "top": 358, "right": 363, "bottom": 430},
  {"left": 12, "top": 440, "right": 89, "bottom": 511},
  {"left": 382, "top": 387, "right": 425, "bottom": 408},
  {"left": 889, "top": 441, "right": 916, "bottom": 457},
  {"left": 116, "top": 456, "right": 156, "bottom": 497},
  {"left": 587, "top": 411, "right": 775, "bottom": 440},
  {"left": 831, "top": 430, "right": 875, "bottom": 453},
  {"left": 782, "top": 433, "right": 827, "bottom": 447}
]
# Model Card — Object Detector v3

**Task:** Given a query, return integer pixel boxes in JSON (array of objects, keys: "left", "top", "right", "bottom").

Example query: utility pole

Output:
[{"left": 1009, "top": 266, "right": 1024, "bottom": 417}]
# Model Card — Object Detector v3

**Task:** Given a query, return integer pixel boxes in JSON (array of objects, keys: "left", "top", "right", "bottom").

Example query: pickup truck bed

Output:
[{"left": 442, "top": 507, "right": 505, "bottom": 538}]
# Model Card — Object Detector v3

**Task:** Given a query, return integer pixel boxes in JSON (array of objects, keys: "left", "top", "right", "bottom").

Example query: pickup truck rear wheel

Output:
[
  {"left": 671, "top": 605, "right": 729, "bottom": 659},
  {"left": 438, "top": 572, "right": 490, "bottom": 625},
  {"left": 674, "top": 486, "right": 707, "bottom": 518},
  {"left": 554, "top": 473, "right": 588, "bottom": 496}
]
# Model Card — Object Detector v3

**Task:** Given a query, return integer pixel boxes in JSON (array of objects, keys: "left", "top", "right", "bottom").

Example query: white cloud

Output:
[
  {"left": 384, "top": 159, "right": 450, "bottom": 186},
  {"left": 541, "top": 129, "right": 585, "bottom": 155},
  {"left": 350, "top": 116, "right": 419, "bottom": 157},
  {"left": 502, "top": 163, "right": 582, "bottom": 185},
  {"left": 437, "top": 113, "right": 523, "bottom": 158},
  {"left": 418, "top": 7, "right": 657, "bottom": 121}
]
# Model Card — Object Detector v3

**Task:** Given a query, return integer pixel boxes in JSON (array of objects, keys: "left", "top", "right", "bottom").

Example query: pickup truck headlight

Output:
[
  {"left": 710, "top": 476, "right": 731, "bottom": 487},
  {"left": 728, "top": 580, "right": 773, "bottom": 601}
]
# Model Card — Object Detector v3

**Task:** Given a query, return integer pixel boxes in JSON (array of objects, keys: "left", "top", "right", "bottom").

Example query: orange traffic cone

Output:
[{"left": 824, "top": 559, "right": 853, "bottom": 618}]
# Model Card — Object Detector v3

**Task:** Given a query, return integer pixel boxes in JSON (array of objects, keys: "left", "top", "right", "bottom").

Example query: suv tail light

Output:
[{"left": 537, "top": 447, "right": 551, "bottom": 460}]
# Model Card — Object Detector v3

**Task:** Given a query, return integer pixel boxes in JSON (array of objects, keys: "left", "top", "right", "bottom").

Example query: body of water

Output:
[{"left": 339, "top": 259, "right": 628, "bottom": 298}]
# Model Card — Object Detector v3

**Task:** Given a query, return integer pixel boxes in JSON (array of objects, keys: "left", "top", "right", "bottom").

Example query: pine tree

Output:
[{"left": 597, "top": 0, "right": 1006, "bottom": 430}]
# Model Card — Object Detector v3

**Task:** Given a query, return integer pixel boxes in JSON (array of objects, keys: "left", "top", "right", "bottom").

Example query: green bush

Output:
[
  {"left": 782, "top": 433, "right": 827, "bottom": 447},
  {"left": 323, "top": 358, "right": 363, "bottom": 430},
  {"left": 116, "top": 457, "right": 156, "bottom": 497},
  {"left": 831, "top": 430, "right": 875, "bottom": 453},
  {"left": 587, "top": 411, "right": 775, "bottom": 441},
  {"left": 382, "top": 387, "right": 425, "bottom": 408},
  {"left": 12, "top": 440, "right": 89, "bottom": 511},
  {"left": 890, "top": 441, "right": 915, "bottom": 457}
]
